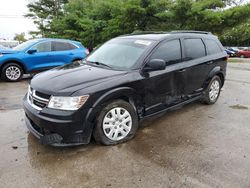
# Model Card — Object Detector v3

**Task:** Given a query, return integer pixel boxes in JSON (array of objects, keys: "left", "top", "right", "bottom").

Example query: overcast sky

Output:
[
  {"left": 0, "top": 0, "right": 250, "bottom": 40},
  {"left": 0, "top": 0, "right": 37, "bottom": 40}
]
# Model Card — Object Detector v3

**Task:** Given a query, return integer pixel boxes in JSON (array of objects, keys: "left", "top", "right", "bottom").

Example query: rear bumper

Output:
[{"left": 23, "top": 95, "right": 93, "bottom": 146}]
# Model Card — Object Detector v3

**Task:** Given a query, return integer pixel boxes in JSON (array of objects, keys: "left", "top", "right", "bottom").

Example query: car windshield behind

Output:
[
  {"left": 86, "top": 38, "right": 154, "bottom": 69},
  {"left": 13, "top": 39, "right": 39, "bottom": 51}
]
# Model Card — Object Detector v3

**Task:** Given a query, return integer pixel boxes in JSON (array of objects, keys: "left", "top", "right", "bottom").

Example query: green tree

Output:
[
  {"left": 14, "top": 32, "right": 27, "bottom": 42},
  {"left": 25, "top": 0, "right": 68, "bottom": 36},
  {"left": 26, "top": 0, "right": 250, "bottom": 47}
]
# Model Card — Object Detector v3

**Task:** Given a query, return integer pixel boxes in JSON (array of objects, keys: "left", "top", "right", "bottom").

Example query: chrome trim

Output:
[
  {"left": 27, "top": 86, "right": 49, "bottom": 111},
  {"left": 33, "top": 91, "right": 49, "bottom": 102},
  {"left": 27, "top": 93, "right": 43, "bottom": 111}
]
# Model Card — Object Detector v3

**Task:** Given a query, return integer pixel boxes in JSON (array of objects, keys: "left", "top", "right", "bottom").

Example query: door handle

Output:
[
  {"left": 206, "top": 61, "right": 214, "bottom": 65},
  {"left": 178, "top": 68, "right": 186, "bottom": 73}
]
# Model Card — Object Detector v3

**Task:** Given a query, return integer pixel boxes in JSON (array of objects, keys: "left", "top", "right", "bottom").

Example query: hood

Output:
[
  {"left": 0, "top": 49, "right": 20, "bottom": 54},
  {"left": 31, "top": 62, "right": 128, "bottom": 95}
]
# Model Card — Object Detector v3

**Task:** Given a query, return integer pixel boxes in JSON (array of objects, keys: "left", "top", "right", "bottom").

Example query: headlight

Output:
[{"left": 48, "top": 95, "right": 89, "bottom": 111}]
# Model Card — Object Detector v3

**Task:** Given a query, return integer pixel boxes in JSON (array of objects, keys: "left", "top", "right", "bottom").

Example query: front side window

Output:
[
  {"left": 32, "top": 41, "right": 51, "bottom": 52},
  {"left": 205, "top": 39, "right": 222, "bottom": 55},
  {"left": 150, "top": 39, "right": 182, "bottom": 65},
  {"left": 86, "top": 38, "right": 154, "bottom": 69},
  {"left": 184, "top": 38, "right": 206, "bottom": 60},
  {"left": 52, "top": 41, "right": 77, "bottom": 51}
]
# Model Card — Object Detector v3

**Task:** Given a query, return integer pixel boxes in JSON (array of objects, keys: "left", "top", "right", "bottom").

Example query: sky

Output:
[
  {"left": 0, "top": 0, "right": 250, "bottom": 40},
  {"left": 0, "top": 0, "right": 37, "bottom": 40}
]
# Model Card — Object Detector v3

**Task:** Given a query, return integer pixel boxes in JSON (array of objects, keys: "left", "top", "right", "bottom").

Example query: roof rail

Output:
[
  {"left": 130, "top": 31, "right": 168, "bottom": 35},
  {"left": 170, "top": 30, "right": 212, "bottom": 34}
]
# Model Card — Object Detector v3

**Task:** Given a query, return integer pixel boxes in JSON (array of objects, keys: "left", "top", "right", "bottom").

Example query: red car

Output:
[{"left": 236, "top": 50, "right": 250, "bottom": 58}]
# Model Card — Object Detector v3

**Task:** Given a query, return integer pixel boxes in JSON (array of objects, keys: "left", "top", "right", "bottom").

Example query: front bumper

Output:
[{"left": 23, "top": 95, "right": 93, "bottom": 146}]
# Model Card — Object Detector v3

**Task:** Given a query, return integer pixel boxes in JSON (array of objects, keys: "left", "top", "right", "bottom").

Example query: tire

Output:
[
  {"left": 240, "top": 55, "right": 245, "bottom": 58},
  {"left": 202, "top": 76, "right": 222, "bottom": 105},
  {"left": 1, "top": 63, "right": 23, "bottom": 82},
  {"left": 93, "top": 100, "right": 138, "bottom": 145}
]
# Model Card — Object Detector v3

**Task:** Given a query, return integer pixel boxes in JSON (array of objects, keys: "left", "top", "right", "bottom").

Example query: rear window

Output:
[
  {"left": 184, "top": 38, "right": 206, "bottom": 60},
  {"left": 205, "top": 39, "right": 222, "bottom": 55},
  {"left": 52, "top": 41, "right": 77, "bottom": 51}
]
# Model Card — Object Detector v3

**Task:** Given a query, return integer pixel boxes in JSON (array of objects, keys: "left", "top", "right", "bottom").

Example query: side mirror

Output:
[
  {"left": 144, "top": 59, "right": 166, "bottom": 71},
  {"left": 27, "top": 49, "right": 37, "bottom": 54}
]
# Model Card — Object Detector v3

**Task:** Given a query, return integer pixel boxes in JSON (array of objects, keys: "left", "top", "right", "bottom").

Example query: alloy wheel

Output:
[
  {"left": 5, "top": 66, "right": 21, "bottom": 81},
  {"left": 209, "top": 79, "right": 220, "bottom": 102}
]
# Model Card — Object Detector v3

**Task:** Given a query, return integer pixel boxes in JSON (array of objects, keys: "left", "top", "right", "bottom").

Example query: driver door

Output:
[
  {"left": 142, "top": 39, "right": 185, "bottom": 115},
  {"left": 23, "top": 41, "right": 53, "bottom": 71}
]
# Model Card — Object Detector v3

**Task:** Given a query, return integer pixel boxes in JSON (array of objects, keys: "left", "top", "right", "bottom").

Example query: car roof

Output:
[
  {"left": 35, "top": 38, "right": 80, "bottom": 43},
  {"left": 118, "top": 31, "right": 215, "bottom": 41}
]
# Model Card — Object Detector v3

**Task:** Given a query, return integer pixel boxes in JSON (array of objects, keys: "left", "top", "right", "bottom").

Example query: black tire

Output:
[
  {"left": 93, "top": 100, "right": 138, "bottom": 145},
  {"left": 1, "top": 63, "right": 23, "bottom": 82},
  {"left": 202, "top": 75, "right": 222, "bottom": 105},
  {"left": 240, "top": 55, "right": 245, "bottom": 58}
]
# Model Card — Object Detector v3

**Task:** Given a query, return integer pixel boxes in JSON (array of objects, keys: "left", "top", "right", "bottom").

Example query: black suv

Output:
[{"left": 23, "top": 31, "right": 227, "bottom": 146}]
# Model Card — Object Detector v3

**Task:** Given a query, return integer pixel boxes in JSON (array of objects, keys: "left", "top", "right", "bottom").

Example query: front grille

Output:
[
  {"left": 35, "top": 90, "right": 51, "bottom": 100},
  {"left": 27, "top": 86, "right": 50, "bottom": 110}
]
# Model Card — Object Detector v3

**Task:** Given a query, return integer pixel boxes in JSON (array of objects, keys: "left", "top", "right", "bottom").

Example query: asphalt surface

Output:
[{"left": 0, "top": 60, "right": 250, "bottom": 188}]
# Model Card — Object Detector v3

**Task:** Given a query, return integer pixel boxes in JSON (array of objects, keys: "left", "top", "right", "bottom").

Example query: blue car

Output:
[
  {"left": 225, "top": 49, "right": 236, "bottom": 57},
  {"left": 0, "top": 38, "right": 88, "bottom": 81}
]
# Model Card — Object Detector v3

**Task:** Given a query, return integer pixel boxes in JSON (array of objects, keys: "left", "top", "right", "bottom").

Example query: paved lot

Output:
[{"left": 0, "top": 60, "right": 250, "bottom": 188}]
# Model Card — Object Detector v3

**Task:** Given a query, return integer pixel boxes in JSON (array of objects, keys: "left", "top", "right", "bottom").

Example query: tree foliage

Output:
[
  {"left": 26, "top": 0, "right": 250, "bottom": 47},
  {"left": 25, "top": 0, "right": 68, "bottom": 36},
  {"left": 14, "top": 32, "right": 27, "bottom": 42}
]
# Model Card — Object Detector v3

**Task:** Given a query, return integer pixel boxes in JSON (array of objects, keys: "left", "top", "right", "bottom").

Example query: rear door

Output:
[
  {"left": 51, "top": 41, "right": 79, "bottom": 65},
  {"left": 181, "top": 38, "right": 211, "bottom": 95},
  {"left": 143, "top": 39, "right": 185, "bottom": 115}
]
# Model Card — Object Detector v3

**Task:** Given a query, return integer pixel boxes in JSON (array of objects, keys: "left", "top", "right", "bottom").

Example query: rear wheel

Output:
[
  {"left": 1, "top": 63, "right": 23, "bottom": 82},
  {"left": 202, "top": 76, "right": 221, "bottom": 105},
  {"left": 93, "top": 100, "right": 138, "bottom": 145}
]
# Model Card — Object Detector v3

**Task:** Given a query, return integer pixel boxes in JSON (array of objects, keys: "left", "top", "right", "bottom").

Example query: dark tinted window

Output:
[
  {"left": 52, "top": 41, "right": 77, "bottom": 51},
  {"left": 205, "top": 39, "right": 222, "bottom": 55},
  {"left": 151, "top": 39, "right": 182, "bottom": 64},
  {"left": 32, "top": 42, "right": 51, "bottom": 52},
  {"left": 184, "top": 38, "right": 206, "bottom": 59}
]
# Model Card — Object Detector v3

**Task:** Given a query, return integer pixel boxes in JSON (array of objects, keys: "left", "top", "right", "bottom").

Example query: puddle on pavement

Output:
[{"left": 229, "top": 104, "right": 248, "bottom": 110}]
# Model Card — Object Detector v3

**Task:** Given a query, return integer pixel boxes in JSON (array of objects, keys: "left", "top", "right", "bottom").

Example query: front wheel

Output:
[
  {"left": 202, "top": 76, "right": 222, "bottom": 105},
  {"left": 1, "top": 63, "right": 23, "bottom": 82},
  {"left": 93, "top": 100, "right": 138, "bottom": 145}
]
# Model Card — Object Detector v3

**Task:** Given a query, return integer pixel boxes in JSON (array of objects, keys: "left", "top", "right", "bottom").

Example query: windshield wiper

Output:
[{"left": 87, "top": 61, "right": 112, "bottom": 68}]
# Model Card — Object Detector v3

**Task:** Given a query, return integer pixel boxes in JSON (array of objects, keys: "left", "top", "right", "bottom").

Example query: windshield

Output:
[
  {"left": 13, "top": 40, "right": 39, "bottom": 51},
  {"left": 86, "top": 38, "right": 154, "bottom": 69}
]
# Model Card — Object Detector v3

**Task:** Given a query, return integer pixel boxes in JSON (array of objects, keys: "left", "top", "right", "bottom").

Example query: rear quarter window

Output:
[
  {"left": 183, "top": 38, "right": 206, "bottom": 60},
  {"left": 205, "top": 39, "right": 223, "bottom": 55}
]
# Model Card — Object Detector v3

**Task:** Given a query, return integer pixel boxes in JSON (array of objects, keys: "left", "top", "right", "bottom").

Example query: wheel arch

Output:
[
  {"left": 86, "top": 87, "right": 144, "bottom": 124},
  {"left": 204, "top": 66, "right": 225, "bottom": 88},
  {"left": 0, "top": 60, "right": 27, "bottom": 74}
]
